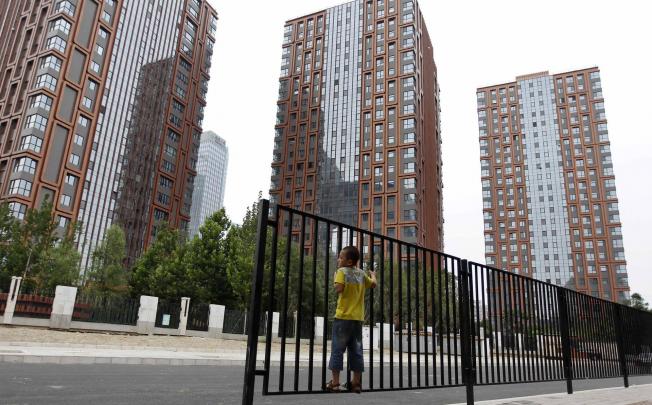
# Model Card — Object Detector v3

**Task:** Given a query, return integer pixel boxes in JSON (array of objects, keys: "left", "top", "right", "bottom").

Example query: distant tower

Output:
[
  {"left": 477, "top": 68, "right": 630, "bottom": 303},
  {"left": 188, "top": 131, "right": 228, "bottom": 238}
]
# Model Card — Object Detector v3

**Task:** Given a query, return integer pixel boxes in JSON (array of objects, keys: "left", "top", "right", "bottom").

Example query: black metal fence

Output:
[
  {"left": 187, "top": 302, "right": 210, "bottom": 332},
  {"left": 72, "top": 294, "right": 139, "bottom": 325},
  {"left": 155, "top": 299, "right": 181, "bottom": 329},
  {"left": 242, "top": 201, "right": 652, "bottom": 405}
]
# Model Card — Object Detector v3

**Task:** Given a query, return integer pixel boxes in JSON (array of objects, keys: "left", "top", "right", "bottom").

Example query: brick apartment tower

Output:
[
  {"left": 270, "top": 0, "right": 443, "bottom": 250},
  {"left": 477, "top": 68, "right": 630, "bottom": 303},
  {"left": 0, "top": 0, "right": 217, "bottom": 270},
  {"left": 0, "top": 0, "right": 121, "bottom": 230}
]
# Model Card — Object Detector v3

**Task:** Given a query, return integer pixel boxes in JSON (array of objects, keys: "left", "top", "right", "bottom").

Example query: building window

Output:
[
  {"left": 60, "top": 194, "right": 72, "bottom": 207},
  {"left": 35, "top": 74, "right": 57, "bottom": 91},
  {"left": 28, "top": 94, "right": 53, "bottom": 111},
  {"left": 78, "top": 115, "right": 89, "bottom": 127},
  {"left": 82, "top": 97, "right": 92, "bottom": 109},
  {"left": 65, "top": 174, "right": 77, "bottom": 186},
  {"left": 21, "top": 135, "right": 43, "bottom": 153},
  {"left": 40, "top": 55, "right": 62, "bottom": 72},
  {"left": 13, "top": 157, "right": 37, "bottom": 175},
  {"left": 157, "top": 193, "right": 170, "bottom": 206},
  {"left": 74, "top": 134, "right": 84, "bottom": 146},
  {"left": 50, "top": 18, "right": 71, "bottom": 35},
  {"left": 98, "top": 28, "right": 108, "bottom": 39},
  {"left": 403, "top": 118, "right": 415, "bottom": 129},
  {"left": 90, "top": 61, "right": 100, "bottom": 73},
  {"left": 102, "top": 11, "right": 111, "bottom": 23},
  {"left": 403, "top": 162, "right": 415, "bottom": 174},
  {"left": 159, "top": 176, "right": 173, "bottom": 189},
  {"left": 403, "top": 132, "right": 415, "bottom": 143},
  {"left": 24, "top": 114, "right": 48, "bottom": 131},
  {"left": 55, "top": 0, "right": 75, "bottom": 17},
  {"left": 9, "top": 179, "right": 32, "bottom": 196},
  {"left": 403, "top": 178, "right": 416, "bottom": 189},
  {"left": 96, "top": 45, "right": 104, "bottom": 55},
  {"left": 8, "top": 202, "right": 27, "bottom": 220},
  {"left": 46, "top": 36, "right": 67, "bottom": 53},
  {"left": 69, "top": 153, "right": 80, "bottom": 166},
  {"left": 165, "top": 144, "right": 177, "bottom": 158},
  {"left": 58, "top": 215, "right": 70, "bottom": 229}
]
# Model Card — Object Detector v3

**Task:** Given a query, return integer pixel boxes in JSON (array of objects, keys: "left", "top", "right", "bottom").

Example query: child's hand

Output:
[{"left": 368, "top": 270, "right": 376, "bottom": 279}]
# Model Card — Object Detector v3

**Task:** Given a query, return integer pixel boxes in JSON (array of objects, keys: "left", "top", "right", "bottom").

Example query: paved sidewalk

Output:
[{"left": 449, "top": 383, "right": 652, "bottom": 405}]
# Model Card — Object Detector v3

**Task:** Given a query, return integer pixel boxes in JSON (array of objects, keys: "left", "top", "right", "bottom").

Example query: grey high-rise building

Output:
[{"left": 188, "top": 131, "right": 228, "bottom": 238}]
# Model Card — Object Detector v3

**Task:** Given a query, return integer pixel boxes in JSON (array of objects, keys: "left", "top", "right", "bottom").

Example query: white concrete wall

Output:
[
  {"left": 2, "top": 276, "right": 22, "bottom": 324},
  {"left": 50, "top": 286, "right": 78, "bottom": 329},
  {"left": 178, "top": 297, "right": 190, "bottom": 335},
  {"left": 137, "top": 295, "right": 158, "bottom": 335},
  {"left": 208, "top": 304, "right": 225, "bottom": 336}
]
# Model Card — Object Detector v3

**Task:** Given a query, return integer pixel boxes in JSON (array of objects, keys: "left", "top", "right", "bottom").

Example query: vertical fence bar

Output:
[
  {"left": 414, "top": 247, "right": 421, "bottom": 387},
  {"left": 294, "top": 216, "right": 306, "bottom": 391},
  {"left": 369, "top": 234, "right": 375, "bottom": 390},
  {"left": 422, "top": 249, "right": 429, "bottom": 386},
  {"left": 459, "top": 260, "right": 474, "bottom": 405},
  {"left": 614, "top": 304, "right": 629, "bottom": 388},
  {"left": 398, "top": 244, "right": 404, "bottom": 388},
  {"left": 437, "top": 253, "right": 444, "bottom": 385},
  {"left": 379, "top": 239, "right": 385, "bottom": 389},
  {"left": 429, "top": 252, "right": 437, "bottom": 386},
  {"left": 407, "top": 246, "right": 413, "bottom": 387},
  {"left": 389, "top": 240, "right": 395, "bottom": 388},
  {"left": 263, "top": 205, "right": 280, "bottom": 395},
  {"left": 308, "top": 218, "right": 318, "bottom": 391},
  {"left": 557, "top": 287, "right": 573, "bottom": 394},
  {"left": 321, "top": 223, "right": 331, "bottom": 390},
  {"left": 242, "top": 199, "right": 269, "bottom": 405},
  {"left": 452, "top": 258, "right": 459, "bottom": 385},
  {"left": 278, "top": 211, "right": 293, "bottom": 392}
]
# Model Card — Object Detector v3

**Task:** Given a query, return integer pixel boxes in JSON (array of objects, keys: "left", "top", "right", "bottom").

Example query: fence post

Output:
[
  {"left": 242, "top": 199, "right": 269, "bottom": 405},
  {"left": 459, "top": 259, "right": 474, "bottom": 405},
  {"left": 272, "top": 312, "right": 279, "bottom": 338},
  {"left": 2, "top": 276, "right": 22, "bottom": 324},
  {"left": 209, "top": 304, "right": 225, "bottom": 337},
  {"left": 137, "top": 295, "right": 159, "bottom": 335},
  {"left": 179, "top": 297, "right": 190, "bottom": 335},
  {"left": 613, "top": 304, "right": 629, "bottom": 388},
  {"left": 556, "top": 287, "right": 573, "bottom": 394},
  {"left": 50, "top": 285, "right": 77, "bottom": 329}
]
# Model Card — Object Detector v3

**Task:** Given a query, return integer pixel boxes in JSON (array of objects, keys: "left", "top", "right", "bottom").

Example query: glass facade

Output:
[{"left": 188, "top": 131, "right": 229, "bottom": 238}]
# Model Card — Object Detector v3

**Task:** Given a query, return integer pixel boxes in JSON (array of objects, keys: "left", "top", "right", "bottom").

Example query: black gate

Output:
[
  {"left": 242, "top": 200, "right": 652, "bottom": 404},
  {"left": 155, "top": 299, "right": 180, "bottom": 329}
]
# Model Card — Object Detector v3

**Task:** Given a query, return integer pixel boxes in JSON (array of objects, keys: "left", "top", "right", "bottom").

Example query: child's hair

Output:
[{"left": 341, "top": 246, "right": 360, "bottom": 264}]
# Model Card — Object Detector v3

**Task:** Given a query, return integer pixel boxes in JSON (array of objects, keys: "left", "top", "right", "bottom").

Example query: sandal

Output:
[
  {"left": 325, "top": 380, "right": 341, "bottom": 393},
  {"left": 343, "top": 381, "right": 362, "bottom": 394}
]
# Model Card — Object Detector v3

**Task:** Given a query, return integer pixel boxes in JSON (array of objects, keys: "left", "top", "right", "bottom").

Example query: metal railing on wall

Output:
[{"left": 242, "top": 200, "right": 652, "bottom": 405}]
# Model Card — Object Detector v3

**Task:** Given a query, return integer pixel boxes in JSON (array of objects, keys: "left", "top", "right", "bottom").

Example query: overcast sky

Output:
[{"left": 204, "top": 0, "right": 652, "bottom": 302}]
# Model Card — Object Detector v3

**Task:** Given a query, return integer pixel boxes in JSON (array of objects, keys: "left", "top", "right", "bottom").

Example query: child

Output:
[{"left": 326, "top": 246, "right": 377, "bottom": 393}]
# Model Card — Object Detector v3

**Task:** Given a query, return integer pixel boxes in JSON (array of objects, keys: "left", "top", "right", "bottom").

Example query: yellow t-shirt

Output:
[{"left": 334, "top": 266, "right": 374, "bottom": 321}]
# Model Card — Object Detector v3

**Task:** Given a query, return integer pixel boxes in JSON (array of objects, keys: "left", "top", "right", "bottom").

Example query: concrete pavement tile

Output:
[
  {"left": 110, "top": 357, "right": 128, "bottom": 364},
  {"left": 125, "top": 357, "right": 142, "bottom": 364},
  {"left": 142, "top": 358, "right": 158, "bottom": 365},
  {"left": 94, "top": 357, "right": 112, "bottom": 364},
  {"left": 1, "top": 355, "right": 24, "bottom": 363},
  {"left": 154, "top": 358, "right": 171, "bottom": 365},
  {"left": 22, "top": 356, "right": 43, "bottom": 363}
]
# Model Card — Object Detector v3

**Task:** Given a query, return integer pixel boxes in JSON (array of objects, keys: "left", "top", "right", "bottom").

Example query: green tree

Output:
[
  {"left": 630, "top": 293, "right": 651, "bottom": 312},
  {"left": 0, "top": 203, "right": 18, "bottom": 290},
  {"left": 34, "top": 225, "right": 80, "bottom": 290},
  {"left": 129, "top": 224, "right": 188, "bottom": 300},
  {"left": 84, "top": 225, "right": 128, "bottom": 296},
  {"left": 225, "top": 196, "right": 260, "bottom": 309},
  {"left": 184, "top": 209, "right": 235, "bottom": 305}
]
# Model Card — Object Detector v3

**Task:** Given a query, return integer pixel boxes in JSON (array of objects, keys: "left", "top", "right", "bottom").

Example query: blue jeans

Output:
[{"left": 328, "top": 319, "right": 364, "bottom": 372}]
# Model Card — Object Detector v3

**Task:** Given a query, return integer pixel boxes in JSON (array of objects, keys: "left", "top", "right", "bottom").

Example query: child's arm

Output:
[{"left": 366, "top": 271, "right": 377, "bottom": 289}]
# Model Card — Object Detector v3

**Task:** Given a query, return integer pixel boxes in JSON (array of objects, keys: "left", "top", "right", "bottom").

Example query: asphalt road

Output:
[{"left": 1, "top": 364, "right": 651, "bottom": 405}]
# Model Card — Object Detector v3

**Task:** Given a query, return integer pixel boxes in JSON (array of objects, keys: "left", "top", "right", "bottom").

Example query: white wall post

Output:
[
  {"left": 2, "top": 276, "right": 22, "bottom": 324},
  {"left": 49, "top": 285, "right": 77, "bottom": 329},
  {"left": 178, "top": 297, "right": 190, "bottom": 335},
  {"left": 208, "top": 304, "right": 225, "bottom": 336},
  {"left": 272, "top": 312, "right": 279, "bottom": 338},
  {"left": 314, "top": 316, "right": 324, "bottom": 339},
  {"left": 137, "top": 295, "right": 158, "bottom": 335}
]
